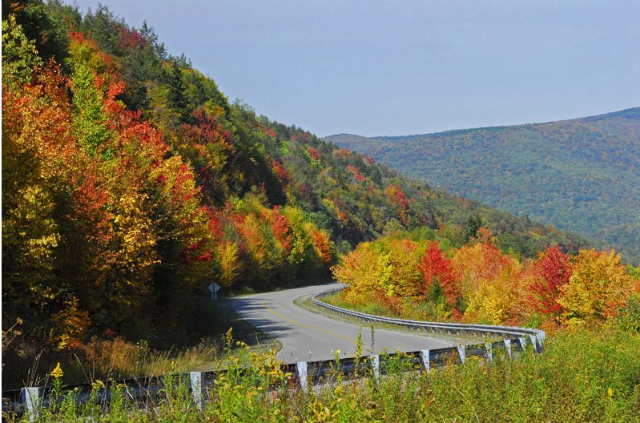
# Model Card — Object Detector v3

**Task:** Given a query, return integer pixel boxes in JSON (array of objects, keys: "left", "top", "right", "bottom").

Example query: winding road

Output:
[{"left": 233, "top": 283, "right": 454, "bottom": 363}]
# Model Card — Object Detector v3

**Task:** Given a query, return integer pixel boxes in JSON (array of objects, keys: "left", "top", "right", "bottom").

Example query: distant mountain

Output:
[{"left": 326, "top": 108, "right": 640, "bottom": 263}]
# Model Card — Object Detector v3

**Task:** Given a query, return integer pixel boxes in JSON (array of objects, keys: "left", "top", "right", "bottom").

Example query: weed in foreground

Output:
[{"left": 3, "top": 325, "right": 639, "bottom": 422}]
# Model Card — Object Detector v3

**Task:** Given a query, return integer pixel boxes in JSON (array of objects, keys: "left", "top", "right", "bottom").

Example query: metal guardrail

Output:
[
  {"left": 3, "top": 285, "right": 546, "bottom": 419},
  {"left": 3, "top": 341, "right": 535, "bottom": 419},
  {"left": 311, "top": 285, "right": 546, "bottom": 348}
]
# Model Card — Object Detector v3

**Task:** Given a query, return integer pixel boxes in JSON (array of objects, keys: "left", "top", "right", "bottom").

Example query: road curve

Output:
[{"left": 233, "top": 283, "right": 453, "bottom": 364}]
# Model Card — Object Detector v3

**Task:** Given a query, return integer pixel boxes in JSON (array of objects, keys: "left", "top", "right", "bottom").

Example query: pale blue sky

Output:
[{"left": 73, "top": 0, "right": 639, "bottom": 137}]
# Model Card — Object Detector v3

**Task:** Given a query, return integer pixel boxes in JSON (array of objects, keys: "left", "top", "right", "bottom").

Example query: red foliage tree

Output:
[
  {"left": 272, "top": 160, "right": 289, "bottom": 184},
  {"left": 417, "top": 242, "right": 460, "bottom": 308},
  {"left": 347, "top": 165, "right": 369, "bottom": 183},
  {"left": 385, "top": 185, "right": 409, "bottom": 209},
  {"left": 529, "top": 246, "right": 572, "bottom": 317},
  {"left": 385, "top": 184, "right": 410, "bottom": 225},
  {"left": 307, "top": 147, "right": 322, "bottom": 161},
  {"left": 116, "top": 25, "right": 147, "bottom": 50}
]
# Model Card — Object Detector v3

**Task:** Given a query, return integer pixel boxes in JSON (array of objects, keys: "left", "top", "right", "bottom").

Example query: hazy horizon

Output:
[{"left": 326, "top": 106, "right": 640, "bottom": 138}]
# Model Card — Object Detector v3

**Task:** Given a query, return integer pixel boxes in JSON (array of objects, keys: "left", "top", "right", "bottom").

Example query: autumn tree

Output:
[
  {"left": 385, "top": 184, "right": 410, "bottom": 225},
  {"left": 332, "top": 242, "right": 384, "bottom": 305},
  {"left": 417, "top": 242, "right": 460, "bottom": 310},
  {"left": 2, "top": 41, "right": 78, "bottom": 342},
  {"left": 451, "top": 243, "right": 522, "bottom": 324},
  {"left": 558, "top": 249, "right": 636, "bottom": 326},
  {"left": 528, "top": 246, "right": 572, "bottom": 320},
  {"left": 177, "top": 106, "right": 234, "bottom": 203},
  {"left": 2, "top": 14, "right": 43, "bottom": 85}
]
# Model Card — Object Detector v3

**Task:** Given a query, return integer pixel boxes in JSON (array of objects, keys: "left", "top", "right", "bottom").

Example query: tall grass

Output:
[
  {"left": 80, "top": 336, "right": 223, "bottom": 379},
  {"left": 3, "top": 323, "right": 639, "bottom": 422},
  {"left": 3, "top": 299, "right": 278, "bottom": 390}
]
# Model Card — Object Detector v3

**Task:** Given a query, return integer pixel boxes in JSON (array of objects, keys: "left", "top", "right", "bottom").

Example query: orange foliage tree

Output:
[{"left": 450, "top": 243, "right": 523, "bottom": 324}]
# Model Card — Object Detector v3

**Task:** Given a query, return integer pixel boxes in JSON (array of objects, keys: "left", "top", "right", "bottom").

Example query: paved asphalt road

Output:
[{"left": 233, "top": 283, "right": 453, "bottom": 364}]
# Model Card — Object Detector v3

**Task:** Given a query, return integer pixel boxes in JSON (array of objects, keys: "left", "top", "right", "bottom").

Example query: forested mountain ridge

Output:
[
  {"left": 2, "top": 0, "right": 587, "bottom": 367},
  {"left": 326, "top": 108, "right": 640, "bottom": 263}
]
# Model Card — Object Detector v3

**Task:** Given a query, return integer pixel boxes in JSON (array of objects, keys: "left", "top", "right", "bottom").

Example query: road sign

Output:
[{"left": 208, "top": 283, "right": 221, "bottom": 300}]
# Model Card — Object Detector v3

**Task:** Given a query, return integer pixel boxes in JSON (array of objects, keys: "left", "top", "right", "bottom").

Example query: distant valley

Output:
[{"left": 326, "top": 108, "right": 640, "bottom": 263}]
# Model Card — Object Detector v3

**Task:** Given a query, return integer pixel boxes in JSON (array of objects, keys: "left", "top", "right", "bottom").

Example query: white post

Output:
[
  {"left": 485, "top": 343, "right": 493, "bottom": 362},
  {"left": 504, "top": 339, "right": 512, "bottom": 358},
  {"left": 518, "top": 337, "right": 527, "bottom": 351},
  {"left": 371, "top": 355, "right": 380, "bottom": 382},
  {"left": 190, "top": 372, "right": 203, "bottom": 410},
  {"left": 296, "top": 361, "right": 308, "bottom": 391},
  {"left": 21, "top": 387, "right": 42, "bottom": 423},
  {"left": 420, "top": 349, "right": 430, "bottom": 372},
  {"left": 529, "top": 335, "right": 539, "bottom": 352},
  {"left": 457, "top": 345, "right": 466, "bottom": 364},
  {"left": 536, "top": 331, "right": 546, "bottom": 345}
]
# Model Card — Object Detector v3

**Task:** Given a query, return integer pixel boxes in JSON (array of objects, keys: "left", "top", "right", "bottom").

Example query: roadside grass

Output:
[
  {"left": 4, "top": 323, "right": 639, "bottom": 422},
  {"left": 2, "top": 298, "right": 279, "bottom": 391},
  {"left": 294, "top": 294, "right": 486, "bottom": 345},
  {"left": 3, "top": 279, "right": 325, "bottom": 390}
]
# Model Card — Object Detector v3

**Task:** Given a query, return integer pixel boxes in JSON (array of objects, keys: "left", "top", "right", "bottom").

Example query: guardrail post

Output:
[
  {"left": 190, "top": 372, "right": 203, "bottom": 410},
  {"left": 485, "top": 343, "right": 493, "bottom": 362},
  {"left": 20, "top": 387, "right": 42, "bottom": 422},
  {"left": 529, "top": 334, "right": 540, "bottom": 353},
  {"left": 504, "top": 339, "right": 512, "bottom": 358},
  {"left": 371, "top": 355, "right": 380, "bottom": 382},
  {"left": 457, "top": 345, "right": 466, "bottom": 364},
  {"left": 536, "top": 331, "right": 546, "bottom": 344},
  {"left": 420, "top": 349, "right": 430, "bottom": 372},
  {"left": 296, "top": 361, "right": 308, "bottom": 391},
  {"left": 518, "top": 337, "right": 527, "bottom": 351}
]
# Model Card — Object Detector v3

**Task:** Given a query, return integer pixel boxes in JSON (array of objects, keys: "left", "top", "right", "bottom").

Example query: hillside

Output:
[
  {"left": 326, "top": 108, "right": 640, "bottom": 263},
  {"left": 2, "top": 0, "right": 589, "bottom": 376}
]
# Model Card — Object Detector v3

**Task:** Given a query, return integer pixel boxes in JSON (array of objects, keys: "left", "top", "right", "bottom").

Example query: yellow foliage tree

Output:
[
  {"left": 111, "top": 191, "right": 158, "bottom": 276},
  {"left": 384, "top": 239, "right": 422, "bottom": 299},
  {"left": 558, "top": 249, "right": 635, "bottom": 326},
  {"left": 332, "top": 243, "right": 384, "bottom": 304},
  {"left": 218, "top": 241, "right": 241, "bottom": 287},
  {"left": 332, "top": 239, "right": 422, "bottom": 304},
  {"left": 51, "top": 296, "right": 91, "bottom": 351}
]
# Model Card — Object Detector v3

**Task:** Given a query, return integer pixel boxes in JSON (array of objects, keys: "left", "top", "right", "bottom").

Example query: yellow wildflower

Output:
[{"left": 50, "top": 363, "right": 64, "bottom": 379}]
